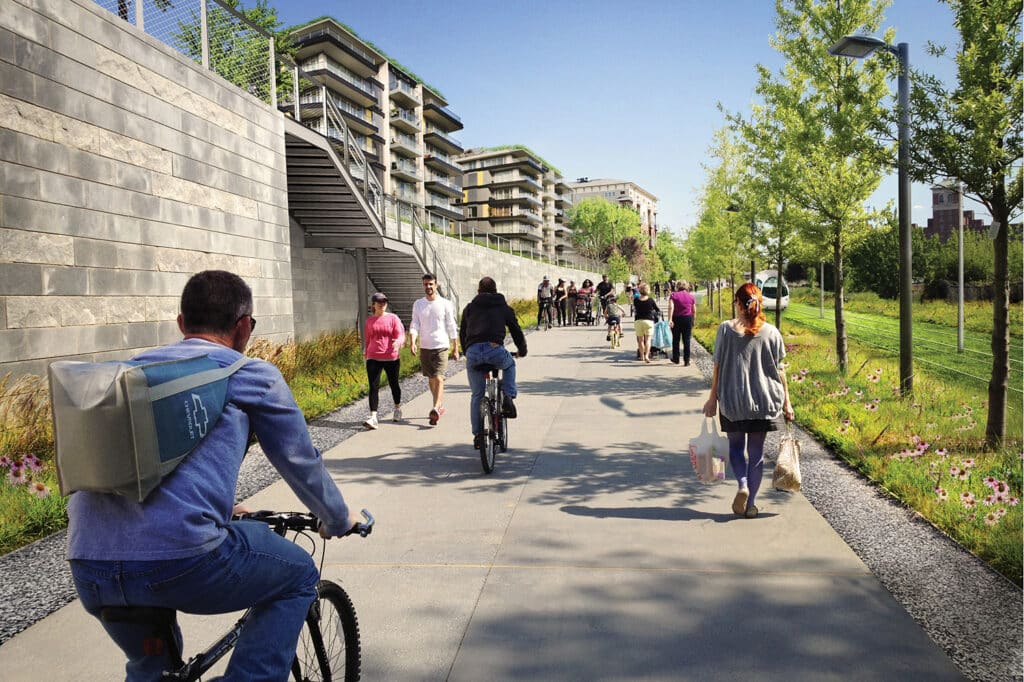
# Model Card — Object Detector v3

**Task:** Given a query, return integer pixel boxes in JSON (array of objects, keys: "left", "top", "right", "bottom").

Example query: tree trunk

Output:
[
  {"left": 985, "top": 198, "right": 1010, "bottom": 449},
  {"left": 833, "top": 237, "right": 847, "bottom": 375}
]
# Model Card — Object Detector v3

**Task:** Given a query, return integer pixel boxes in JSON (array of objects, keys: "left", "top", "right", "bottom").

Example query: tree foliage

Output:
[
  {"left": 907, "top": 0, "right": 1022, "bottom": 447},
  {"left": 568, "top": 198, "right": 646, "bottom": 277}
]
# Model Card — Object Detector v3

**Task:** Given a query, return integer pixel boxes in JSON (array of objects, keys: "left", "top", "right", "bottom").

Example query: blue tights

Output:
[{"left": 727, "top": 431, "right": 767, "bottom": 510}]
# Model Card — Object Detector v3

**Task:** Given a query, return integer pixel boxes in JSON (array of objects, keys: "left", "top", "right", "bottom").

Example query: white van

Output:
[{"left": 754, "top": 270, "right": 789, "bottom": 311}]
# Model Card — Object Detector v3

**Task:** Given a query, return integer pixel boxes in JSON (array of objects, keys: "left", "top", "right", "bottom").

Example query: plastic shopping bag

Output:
[
  {"left": 688, "top": 418, "right": 728, "bottom": 484},
  {"left": 652, "top": 320, "right": 672, "bottom": 350},
  {"left": 772, "top": 425, "right": 802, "bottom": 492}
]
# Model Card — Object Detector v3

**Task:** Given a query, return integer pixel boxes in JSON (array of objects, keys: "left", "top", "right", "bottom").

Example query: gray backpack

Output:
[{"left": 48, "top": 354, "right": 249, "bottom": 502}]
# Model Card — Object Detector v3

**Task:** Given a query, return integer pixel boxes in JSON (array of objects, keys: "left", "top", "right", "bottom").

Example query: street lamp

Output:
[
  {"left": 725, "top": 203, "right": 756, "bottom": 283},
  {"left": 829, "top": 35, "right": 913, "bottom": 396}
]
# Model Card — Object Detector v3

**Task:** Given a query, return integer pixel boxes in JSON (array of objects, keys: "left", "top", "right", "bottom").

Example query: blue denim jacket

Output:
[{"left": 67, "top": 338, "right": 351, "bottom": 560}]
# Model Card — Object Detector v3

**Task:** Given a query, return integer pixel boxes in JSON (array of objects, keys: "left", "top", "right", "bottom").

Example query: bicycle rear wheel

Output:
[
  {"left": 479, "top": 397, "right": 496, "bottom": 474},
  {"left": 497, "top": 395, "right": 508, "bottom": 453},
  {"left": 293, "top": 580, "right": 361, "bottom": 681}
]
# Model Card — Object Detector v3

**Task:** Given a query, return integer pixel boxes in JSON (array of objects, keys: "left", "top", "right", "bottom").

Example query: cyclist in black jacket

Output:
[{"left": 459, "top": 277, "right": 527, "bottom": 449}]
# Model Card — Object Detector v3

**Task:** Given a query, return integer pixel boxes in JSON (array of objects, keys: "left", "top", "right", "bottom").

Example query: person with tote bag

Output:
[{"left": 702, "top": 283, "right": 794, "bottom": 518}]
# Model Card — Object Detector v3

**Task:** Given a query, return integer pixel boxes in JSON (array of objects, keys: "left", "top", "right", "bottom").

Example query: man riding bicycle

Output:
[
  {"left": 536, "top": 275, "right": 554, "bottom": 329},
  {"left": 460, "top": 277, "right": 527, "bottom": 450},
  {"left": 66, "top": 271, "right": 362, "bottom": 681}
]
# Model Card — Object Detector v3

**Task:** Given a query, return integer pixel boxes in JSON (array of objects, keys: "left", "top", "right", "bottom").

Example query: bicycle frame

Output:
[{"left": 101, "top": 511, "right": 373, "bottom": 681}]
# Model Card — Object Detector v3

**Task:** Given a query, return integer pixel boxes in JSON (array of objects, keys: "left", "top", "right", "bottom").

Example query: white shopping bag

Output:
[{"left": 688, "top": 418, "right": 728, "bottom": 483}]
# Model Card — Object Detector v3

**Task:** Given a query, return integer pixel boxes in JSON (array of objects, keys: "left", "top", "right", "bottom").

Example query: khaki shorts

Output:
[
  {"left": 635, "top": 319, "right": 654, "bottom": 337},
  {"left": 419, "top": 347, "right": 449, "bottom": 378}
]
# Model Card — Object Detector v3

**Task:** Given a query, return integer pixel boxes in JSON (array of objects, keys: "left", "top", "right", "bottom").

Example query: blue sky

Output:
[{"left": 272, "top": 0, "right": 979, "bottom": 237}]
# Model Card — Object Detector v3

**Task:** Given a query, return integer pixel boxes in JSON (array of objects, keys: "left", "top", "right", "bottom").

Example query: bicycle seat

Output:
[
  {"left": 476, "top": 364, "right": 500, "bottom": 374},
  {"left": 100, "top": 605, "right": 177, "bottom": 625}
]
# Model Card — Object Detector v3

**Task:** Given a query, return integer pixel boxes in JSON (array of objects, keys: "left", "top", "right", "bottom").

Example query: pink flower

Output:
[
  {"left": 0, "top": 456, "right": 11, "bottom": 468},
  {"left": 984, "top": 512, "right": 999, "bottom": 526},
  {"left": 949, "top": 466, "right": 961, "bottom": 476},
  {"left": 935, "top": 448, "right": 948, "bottom": 457},
  {"left": 30, "top": 482, "right": 50, "bottom": 499},
  {"left": 956, "top": 468, "right": 969, "bottom": 481},
  {"left": 875, "top": 368, "right": 883, "bottom": 374},
  {"left": 24, "top": 455, "right": 43, "bottom": 472},
  {"left": 842, "top": 419, "right": 851, "bottom": 427},
  {"left": 8, "top": 467, "right": 26, "bottom": 485},
  {"left": 995, "top": 507, "right": 1008, "bottom": 518},
  {"left": 962, "top": 458, "right": 975, "bottom": 469},
  {"left": 868, "top": 374, "right": 880, "bottom": 383},
  {"left": 963, "top": 498, "right": 976, "bottom": 509},
  {"left": 800, "top": 368, "right": 809, "bottom": 375},
  {"left": 960, "top": 491, "right": 975, "bottom": 503},
  {"left": 873, "top": 398, "right": 881, "bottom": 403},
  {"left": 994, "top": 481, "right": 1009, "bottom": 495},
  {"left": 855, "top": 390, "right": 864, "bottom": 398},
  {"left": 910, "top": 435, "right": 921, "bottom": 444},
  {"left": 984, "top": 476, "right": 998, "bottom": 488},
  {"left": 983, "top": 495, "right": 997, "bottom": 506},
  {"left": 864, "top": 403, "right": 877, "bottom": 412},
  {"left": 1008, "top": 497, "right": 1020, "bottom": 506},
  {"left": 935, "top": 487, "right": 948, "bottom": 501}
]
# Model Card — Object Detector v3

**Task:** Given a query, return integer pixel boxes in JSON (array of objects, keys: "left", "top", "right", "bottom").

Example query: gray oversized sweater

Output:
[{"left": 712, "top": 320, "right": 787, "bottom": 422}]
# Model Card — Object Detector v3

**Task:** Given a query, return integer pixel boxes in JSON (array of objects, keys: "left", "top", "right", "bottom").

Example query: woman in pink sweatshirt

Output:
[{"left": 363, "top": 292, "right": 406, "bottom": 429}]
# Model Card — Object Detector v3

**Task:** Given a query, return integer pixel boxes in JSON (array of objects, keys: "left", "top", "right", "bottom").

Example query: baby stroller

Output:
[{"left": 574, "top": 293, "right": 594, "bottom": 325}]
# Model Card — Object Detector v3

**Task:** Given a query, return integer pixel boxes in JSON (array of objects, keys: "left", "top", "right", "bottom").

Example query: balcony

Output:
[
  {"left": 291, "top": 26, "right": 379, "bottom": 76},
  {"left": 390, "top": 158, "right": 420, "bottom": 182},
  {"left": 425, "top": 175, "right": 462, "bottom": 199},
  {"left": 555, "top": 194, "right": 573, "bottom": 208},
  {"left": 302, "top": 56, "right": 383, "bottom": 106},
  {"left": 491, "top": 222, "right": 543, "bottom": 241},
  {"left": 424, "top": 152, "right": 461, "bottom": 176},
  {"left": 489, "top": 191, "right": 541, "bottom": 208},
  {"left": 423, "top": 126, "right": 463, "bottom": 154},
  {"left": 490, "top": 207, "right": 541, "bottom": 224},
  {"left": 389, "top": 77, "right": 420, "bottom": 107},
  {"left": 422, "top": 101, "right": 463, "bottom": 130},
  {"left": 490, "top": 172, "right": 543, "bottom": 193},
  {"left": 390, "top": 107, "right": 420, "bottom": 134},
  {"left": 390, "top": 132, "right": 418, "bottom": 157},
  {"left": 426, "top": 192, "right": 464, "bottom": 221}
]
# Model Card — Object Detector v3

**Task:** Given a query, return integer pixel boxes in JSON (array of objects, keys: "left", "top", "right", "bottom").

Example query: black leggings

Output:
[{"left": 366, "top": 359, "right": 401, "bottom": 411}]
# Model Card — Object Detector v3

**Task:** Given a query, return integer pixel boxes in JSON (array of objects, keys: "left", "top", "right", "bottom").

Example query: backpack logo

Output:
[{"left": 190, "top": 393, "right": 209, "bottom": 437}]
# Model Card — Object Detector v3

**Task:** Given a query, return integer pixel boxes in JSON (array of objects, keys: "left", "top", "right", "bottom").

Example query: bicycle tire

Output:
[
  {"left": 293, "top": 580, "right": 361, "bottom": 681},
  {"left": 479, "top": 398, "right": 496, "bottom": 474}
]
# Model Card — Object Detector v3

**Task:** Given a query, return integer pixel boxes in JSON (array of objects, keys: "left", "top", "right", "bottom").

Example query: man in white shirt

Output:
[{"left": 410, "top": 272, "right": 460, "bottom": 425}]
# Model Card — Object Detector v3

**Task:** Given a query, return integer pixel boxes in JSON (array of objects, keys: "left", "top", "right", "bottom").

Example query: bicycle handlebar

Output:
[{"left": 235, "top": 509, "right": 374, "bottom": 538}]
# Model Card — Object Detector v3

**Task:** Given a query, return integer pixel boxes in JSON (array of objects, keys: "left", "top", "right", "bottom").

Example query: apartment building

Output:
[
  {"left": 569, "top": 178, "right": 658, "bottom": 248},
  {"left": 458, "top": 147, "right": 575, "bottom": 260},
  {"left": 287, "top": 18, "right": 465, "bottom": 230}
]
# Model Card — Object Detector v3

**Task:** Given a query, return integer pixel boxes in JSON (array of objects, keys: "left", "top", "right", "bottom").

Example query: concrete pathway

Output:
[{"left": 0, "top": 320, "right": 965, "bottom": 680}]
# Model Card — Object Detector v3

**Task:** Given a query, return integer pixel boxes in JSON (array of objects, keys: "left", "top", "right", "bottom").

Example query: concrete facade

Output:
[
  {"left": 0, "top": 0, "right": 296, "bottom": 377},
  {"left": 288, "top": 221, "right": 361, "bottom": 339}
]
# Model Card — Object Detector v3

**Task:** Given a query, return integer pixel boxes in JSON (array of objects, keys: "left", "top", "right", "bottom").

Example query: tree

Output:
[
  {"left": 568, "top": 198, "right": 643, "bottom": 262},
  {"left": 173, "top": 0, "right": 288, "bottom": 103},
  {"left": 750, "top": 0, "right": 894, "bottom": 373},
  {"left": 907, "top": 0, "right": 1022, "bottom": 447},
  {"left": 655, "top": 229, "right": 689, "bottom": 280}
]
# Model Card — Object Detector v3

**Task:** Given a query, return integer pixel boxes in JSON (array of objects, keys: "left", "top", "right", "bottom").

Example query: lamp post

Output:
[{"left": 829, "top": 35, "right": 913, "bottom": 396}]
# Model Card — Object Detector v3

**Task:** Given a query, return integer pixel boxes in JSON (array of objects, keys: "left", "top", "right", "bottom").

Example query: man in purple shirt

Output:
[
  {"left": 668, "top": 280, "right": 697, "bottom": 365},
  {"left": 67, "top": 270, "right": 361, "bottom": 681}
]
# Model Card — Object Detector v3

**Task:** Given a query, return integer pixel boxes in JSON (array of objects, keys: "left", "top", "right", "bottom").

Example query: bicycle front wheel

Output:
[
  {"left": 479, "top": 398, "right": 496, "bottom": 474},
  {"left": 293, "top": 580, "right": 361, "bottom": 681}
]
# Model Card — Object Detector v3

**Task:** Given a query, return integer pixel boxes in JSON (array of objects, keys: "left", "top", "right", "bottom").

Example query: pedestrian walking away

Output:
[
  {"left": 363, "top": 292, "right": 406, "bottom": 429},
  {"left": 537, "top": 275, "right": 554, "bottom": 330},
  {"left": 65, "top": 270, "right": 362, "bottom": 681},
  {"left": 554, "top": 278, "right": 568, "bottom": 327},
  {"left": 632, "top": 283, "right": 660, "bottom": 363},
  {"left": 702, "top": 283, "right": 794, "bottom": 519},
  {"left": 410, "top": 273, "right": 460, "bottom": 426},
  {"left": 459, "top": 277, "right": 528, "bottom": 450},
  {"left": 668, "top": 280, "right": 697, "bottom": 366}
]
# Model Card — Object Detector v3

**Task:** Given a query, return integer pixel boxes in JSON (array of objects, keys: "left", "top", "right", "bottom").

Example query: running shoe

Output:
[
  {"left": 429, "top": 408, "right": 440, "bottom": 425},
  {"left": 393, "top": 406, "right": 402, "bottom": 422},
  {"left": 363, "top": 414, "right": 378, "bottom": 430}
]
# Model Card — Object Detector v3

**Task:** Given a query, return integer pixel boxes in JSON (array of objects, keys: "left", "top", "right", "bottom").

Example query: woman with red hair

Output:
[{"left": 702, "top": 283, "right": 793, "bottom": 518}]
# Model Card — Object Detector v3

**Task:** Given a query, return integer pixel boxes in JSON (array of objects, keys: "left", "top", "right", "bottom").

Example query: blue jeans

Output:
[
  {"left": 466, "top": 342, "right": 517, "bottom": 436},
  {"left": 70, "top": 520, "right": 319, "bottom": 682}
]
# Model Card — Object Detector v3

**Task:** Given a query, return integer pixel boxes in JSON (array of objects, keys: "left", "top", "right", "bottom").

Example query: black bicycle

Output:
[
  {"left": 477, "top": 363, "right": 510, "bottom": 474},
  {"left": 100, "top": 509, "right": 374, "bottom": 681}
]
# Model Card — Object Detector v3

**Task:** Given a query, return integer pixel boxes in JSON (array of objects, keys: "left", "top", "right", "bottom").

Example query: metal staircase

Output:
[{"left": 283, "top": 86, "right": 461, "bottom": 326}]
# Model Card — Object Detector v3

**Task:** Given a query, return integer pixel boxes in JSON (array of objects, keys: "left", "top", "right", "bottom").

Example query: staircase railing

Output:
[{"left": 384, "top": 197, "right": 461, "bottom": 313}]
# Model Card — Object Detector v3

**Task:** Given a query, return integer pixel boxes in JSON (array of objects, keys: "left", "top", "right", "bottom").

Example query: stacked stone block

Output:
[{"left": 0, "top": 0, "right": 293, "bottom": 377}]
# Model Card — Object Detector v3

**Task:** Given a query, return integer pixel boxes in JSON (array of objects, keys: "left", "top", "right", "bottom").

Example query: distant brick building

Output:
[{"left": 925, "top": 184, "right": 987, "bottom": 242}]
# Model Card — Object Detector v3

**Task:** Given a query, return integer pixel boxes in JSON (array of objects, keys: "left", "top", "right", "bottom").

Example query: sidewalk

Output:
[{"left": 0, "top": 320, "right": 966, "bottom": 680}]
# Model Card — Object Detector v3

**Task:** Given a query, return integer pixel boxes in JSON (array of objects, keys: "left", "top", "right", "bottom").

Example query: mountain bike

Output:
[
  {"left": 477, "top": 361, "right": 511, "bottom": 474},
  {"left": 100, "top": 510, "right": 374, "bottom": 681}
]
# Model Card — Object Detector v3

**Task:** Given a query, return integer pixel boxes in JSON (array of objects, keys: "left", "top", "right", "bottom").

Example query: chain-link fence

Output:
[{"left": 94, "top": 0, "right": 274, "bottom": 105}]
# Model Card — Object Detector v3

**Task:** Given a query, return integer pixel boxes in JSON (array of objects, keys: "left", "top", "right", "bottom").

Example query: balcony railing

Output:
[
  {"left": 301, "top": 91, "right": 380, "bottom": 128},
  {"left": 292, "top": 25, "right": 376, "bottom": 64},
  {"left": 425, "top": 125, "right": 462, "bottom": 148},
  {"left": 389, "top": 77, "right": 420, "bottom": 101},
  {"left": 391, "top": 107, "right": 420, "bottom": 127},
  {"left": 306, "top": 55, "right": 382, "bottom": 99}
]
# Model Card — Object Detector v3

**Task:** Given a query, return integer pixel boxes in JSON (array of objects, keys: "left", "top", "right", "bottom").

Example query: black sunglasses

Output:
[{"left": 236, "top": 314, "right": 256, "bottom": 331}]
